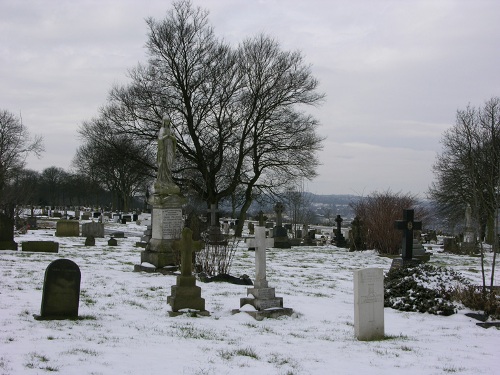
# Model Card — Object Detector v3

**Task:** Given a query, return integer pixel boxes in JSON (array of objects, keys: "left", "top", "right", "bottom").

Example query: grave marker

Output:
[
  {"left": 354, "top": 268, "right": 384, "bottom": 341},
  {"left": 394, "top": 209, "right": 422, "bottom": 260},
  {"left": 55, "top": 220, "right": 79, "bottom": 237},
  {"left": 239, "top": 224, "right": 293, "bottom": 320},
  {"left": 167, "top": 228, "right": 207, "bottom": 313},
  {"left": 0, "top": 213, "right": 17, "bottom": 250},
  {"left": 34, "top": 259, "right": 81, "bottom": 320}
]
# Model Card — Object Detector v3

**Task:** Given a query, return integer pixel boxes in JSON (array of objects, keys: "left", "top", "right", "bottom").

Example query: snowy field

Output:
[{"left": 0, "top": 218, "right": 498, "bottom": 375}]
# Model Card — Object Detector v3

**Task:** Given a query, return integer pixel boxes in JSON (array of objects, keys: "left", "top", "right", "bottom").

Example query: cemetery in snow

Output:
[{"left": 0, "top": 121, "right": 498, "bottom": 374}]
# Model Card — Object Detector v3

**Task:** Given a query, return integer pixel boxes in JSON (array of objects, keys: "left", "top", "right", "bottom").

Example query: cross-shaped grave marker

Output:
[
  {"left": 394, "top": 209, "right": 422, "bottom": 260},
  {"left": 207, "top": 204, "right": 218, "bottom": 227}
]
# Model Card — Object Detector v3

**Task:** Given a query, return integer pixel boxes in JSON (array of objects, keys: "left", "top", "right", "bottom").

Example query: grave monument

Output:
[
  {"left": 0, "top": 213, "right": 17, "bottom": 250},
  {"left": 135, "top": 118, "right": 185, "bottom": 272},
  {"left": 272, "top": 202, "right": 291, "bottom": 248},
  {"left": 334, "top": 214, "right": 347, "bottom": 248},
  {"left": 354, "top": 267, "right": 384, "bottom": 340},
  {"left": 167, "top": 227, "right": 207, "bottom": 314},
  {"left": 239, "top": 220, "right": 293, "bottom": 320},
  {"left": 392, "top": 209, "right": 422, "bottom": 269},
  {"left": 34, "top": 259, "right": 81, "bottom": 320}
]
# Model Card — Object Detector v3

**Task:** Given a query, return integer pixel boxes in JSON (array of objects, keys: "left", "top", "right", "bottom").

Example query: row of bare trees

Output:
[{"left": 75, "top": 0, "right": 324, "bottom": 236}]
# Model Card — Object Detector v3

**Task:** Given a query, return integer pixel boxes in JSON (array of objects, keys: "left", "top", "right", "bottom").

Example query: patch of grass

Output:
[
  {"left": 400, "top": 345, "right": 413, "bottom": 351},
  {"left": 217, "top": 347, "right": 259, "bottom": 361},
  {"left": 177, "top": 324, "right": 221, "bottom": 340},
  {"left": 235, "top": 347, "right": 259, "bottom": 359},
  {"left": 443, "top": 365, "right": 466, "bottom": 373},
  {"left": 47, "top": 336, "right": 55, "bottom": 341},
  {"left": 78, "top": 315, "right": 97, "bottom": 320}
]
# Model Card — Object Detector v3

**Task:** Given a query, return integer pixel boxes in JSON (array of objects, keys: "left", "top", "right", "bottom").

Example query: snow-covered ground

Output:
[{"left": 0, "top": 218, "right": 498, "bottom": 375}]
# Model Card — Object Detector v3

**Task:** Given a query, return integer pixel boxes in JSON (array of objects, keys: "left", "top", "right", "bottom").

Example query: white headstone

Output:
[{"left": 354, "top": 268, "right": 384, "bottom": 341}]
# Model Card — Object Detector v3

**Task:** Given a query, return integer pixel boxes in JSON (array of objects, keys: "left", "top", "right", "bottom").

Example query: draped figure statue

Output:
[{"left": 154, "top": 118, "right": 179, "bottom": 195}]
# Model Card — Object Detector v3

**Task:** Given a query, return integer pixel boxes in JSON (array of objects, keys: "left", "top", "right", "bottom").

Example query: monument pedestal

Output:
[
  {"left": 136, "top": 193, "right": 185, "bottom": 271},
  {"left": 167, "top": 275, "right": 206, "bottom": 312}
]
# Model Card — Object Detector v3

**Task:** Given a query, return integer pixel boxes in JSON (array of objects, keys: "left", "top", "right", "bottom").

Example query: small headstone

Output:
[
  {"left": 85, "top": 236, "right": 96, "bottom": 246},
  {"left": 112, "top": 231, "right": 125, "bottom": 238},
  {"left": 93, "top": 212, "right": 101, "bottom": 218},
  {"left": 34, "top": 259, "right": 81, "bottom": 320},
  {"left": 26, "top": 216, "right": 38, "bottom": 230},
  {"left": 248, "top": 222, "right": 255, "bottom": 235},
  {"left": 81, "top": 214, "right": 90, "bottom": 220},
  {"left": 354, "top": 267, "right": 384, "bottom": 341},
  {"left": 55, "top": 220, "right": 80, "bottom": 237},
  {"left": 21, "top": 241, "right": 59, "bottom": 253},
  {"left": 108, "top": 237, "right": 118, "bottom": 246}
]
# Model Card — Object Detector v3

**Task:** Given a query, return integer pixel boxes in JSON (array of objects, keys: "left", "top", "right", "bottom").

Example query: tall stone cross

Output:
[
  {"left": 394, "top": 209, "right": 422, "bottom": 260},
  {"left": 178, "top": 228, "right": 203, "bottom": 277},
  {"left": 274, "top": 202, "right": 284, "bottom": 227},
  {"left": 207, "top": 204, "right": 218, "bottom": 227}
]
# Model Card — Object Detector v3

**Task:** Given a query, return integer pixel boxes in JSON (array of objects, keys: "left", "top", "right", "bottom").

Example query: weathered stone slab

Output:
[
  {"left": 81, "top": 222, "right": 104, "bottom": 238},
  {"left": 354, "top": 268, "right": 384, "bottom": 341},
  {"left": 0, "top": 213, "right": 17, "bottom": 250},
  {"left": 21, "top": 241, "right": 59, "bottom": 253},
  {"left": 34, "top": 259, "right": 81, "bottom": 320},
  {"left": 55, "top": 220, "right": 79, "bottom": 237}
]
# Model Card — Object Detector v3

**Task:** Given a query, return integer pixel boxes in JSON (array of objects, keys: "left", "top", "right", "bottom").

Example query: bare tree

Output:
[
  {"left": 350, "top": 190, "right": 427, "bottom": 255},
  {"left": 429, "top": 97, "right": 500, "bottom": 292},
  {"left": 79, "top": 0, "right": 324, "bottom": 236},
  {"left": 0, "top": 109, "right": 43, "bottom": 218}
]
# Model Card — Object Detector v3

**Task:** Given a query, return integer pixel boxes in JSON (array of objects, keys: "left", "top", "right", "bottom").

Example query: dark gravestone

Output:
[
  {"left": 0, "top": 213, "right": 17, "bottom": 250},
  {"left": 34, "top": 259, "right": 81, "bottom": 320},
  {"left": 22, "top": 241, "right": 59, "bottom": 253},
  {"left": 392, "top": 209, "right": 422, "bottom": 270},
  {"left": 108, "top": 237, "right": 118, "bottom": 246},
  {"left": 133, "top": 213, "right": 138, "bottom": 221},
  {"left": 26, "top": 216, "right": 38, "bottom": 230},
  {"left": 85, "top": 236, "right": 96, "bottom": 246},
  {"left": 334, "top": 215, "right": 347, "bottom": 248},
  {"left": 394, "top": 209, "right": 422, "bottom": 260},
  {"left": 349, "top": 216, "right": 366, "bottom": 251}
]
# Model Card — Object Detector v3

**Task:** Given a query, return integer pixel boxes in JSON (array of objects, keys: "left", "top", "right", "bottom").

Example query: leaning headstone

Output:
[
  {"left": 136, "top": 118, "right": 186, "bottom": 272},
  {"left": 21, "top": 241, "right": 59, "bottom": 253},
  {"left": 354, "top": 268, "right": 384, "bottom": 341},
  {"left": 55, "top": 220, "right": 79, "bottom": 237},
  {"left": 34, "top": 259, "right": 81, "bottom": 320},
  {"left": 167, "top": 228, "right": 207, "bottom": 314},
  {"left": 0, "top": 213, "right": 17, "bottom": 250},
  {"left": 238, "top": 225, "right": 293, "bottom": 320},
  {"left": 81, "top": 222, "right": 104, "bottom": 238}
]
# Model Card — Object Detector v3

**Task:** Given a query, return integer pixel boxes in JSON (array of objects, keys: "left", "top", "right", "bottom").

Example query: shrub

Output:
[{"left": 384, "top": 264, "right": 465, "bottom": 316}]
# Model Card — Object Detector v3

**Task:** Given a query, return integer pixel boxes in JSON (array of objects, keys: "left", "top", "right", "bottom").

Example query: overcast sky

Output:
[{"left": 1, "top": 0, "right": 499, "bottom": 197}]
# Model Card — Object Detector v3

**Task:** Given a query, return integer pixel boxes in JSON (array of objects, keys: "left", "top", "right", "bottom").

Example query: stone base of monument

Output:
[
  {"left": 273, "top": 237, "right": 291, "bottom": 248},
  {"left": 390, "top": 258, "right": 422, "bottom": 271},
  {"left": 167, "top": 275, "right": 207, "bottom": 313},
  {"left": 133, "top": 263, "right": 178, "bottom": 274},
  {"left": 237, "top": 286, "right": 294, "bottom": 320}
]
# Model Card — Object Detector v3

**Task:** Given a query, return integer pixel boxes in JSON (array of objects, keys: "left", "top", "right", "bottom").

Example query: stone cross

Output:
[
  {"left": 178, "top": 227, "right": 203, "bottom": 277},
  {"left": 394, "top": 209, "right": 422, "bottom": 260},
  {"left": 207, "top": 204, "right": 218, "bottom": 227},
  {"left": 274, "top": 202, "right": 284, "bottom": 227}
]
